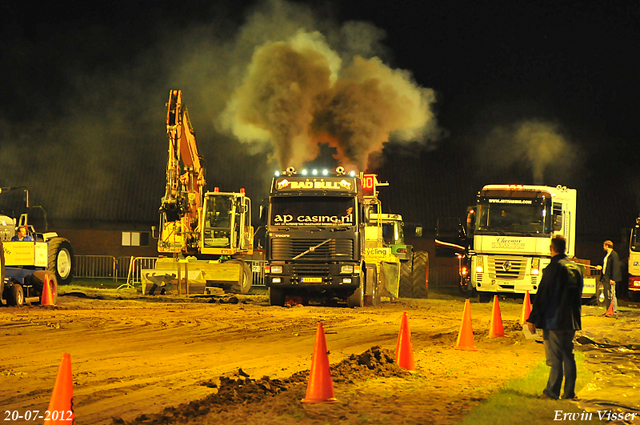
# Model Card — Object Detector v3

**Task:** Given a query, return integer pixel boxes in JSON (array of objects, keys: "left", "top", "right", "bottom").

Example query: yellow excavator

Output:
[{"left": 142, "top": 90, "right": 253, "bottom": 295}]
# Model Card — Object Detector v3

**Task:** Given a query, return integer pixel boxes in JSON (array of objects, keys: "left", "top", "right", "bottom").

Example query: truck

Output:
[
  {"left": 627, "top": 215, "right": 640, "bottom": 302},
  {"left": 1, "top": 188, "right": 74, "bottom": 306},
  {"left": 140, "top": 90, "right": 254, "bottom": 295},
  {"left": 437, "top": 184, "right": 596, "bottom": 302},
  {"left": 264, "top": 167, "right": 383, "bottom": 307}
]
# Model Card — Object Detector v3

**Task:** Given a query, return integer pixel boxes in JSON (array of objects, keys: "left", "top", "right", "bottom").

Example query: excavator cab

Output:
[{"left": 200, "top": 191, "right": 253, "bottom": 256}]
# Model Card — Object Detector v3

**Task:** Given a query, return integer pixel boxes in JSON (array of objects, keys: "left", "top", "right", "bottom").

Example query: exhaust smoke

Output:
[{"left": 221, "top": 30, "right": 440, "bottom": 171}]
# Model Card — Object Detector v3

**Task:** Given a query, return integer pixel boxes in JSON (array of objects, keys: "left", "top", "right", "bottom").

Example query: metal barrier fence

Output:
[
  {"left": 74, "top": 255, "right": 267, "bottom": 289},
  {"left": 74, "top": 255, "right": 118, "bottom": 282}
]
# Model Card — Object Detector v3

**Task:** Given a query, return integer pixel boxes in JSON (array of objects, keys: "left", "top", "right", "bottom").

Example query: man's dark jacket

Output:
[
  {"left": 602, "top": 249, "right": 622, "bottom": 283},
  {"left": 528, "top": 253, "right": 583, "bottom": 330}
]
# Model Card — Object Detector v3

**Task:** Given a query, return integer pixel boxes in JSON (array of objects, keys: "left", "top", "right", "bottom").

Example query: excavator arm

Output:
[{"left": 159, "top": 90, "right": 206, "bottom": 254}]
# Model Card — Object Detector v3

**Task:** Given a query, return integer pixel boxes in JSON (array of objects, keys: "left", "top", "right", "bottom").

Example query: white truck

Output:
[
  {"left": 627, "top": 216, "right": 640, "bottom": 302},
  {"left": 459, "top": 184, "right": 596, "bottom": 302}
]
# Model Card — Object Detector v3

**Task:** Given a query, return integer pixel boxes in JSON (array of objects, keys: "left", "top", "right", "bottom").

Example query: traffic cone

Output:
[
  {"left": 41, "top": 274, "right": 55, "bottom": 306},
  {"left": 45, "top": 353, "right": 74, "bottom": 424},
  {"left": 521, "top": 291, "right": 532, "bottom": 325},
  {"left": 455, "top": 299, "right": 478, "bottom": 350},
  {"left": 301, "top": 323, "right": 337, "bottom": 404},
  {"left": 395, "top": 312, "right": 415, "bottom": 371},
  {"left": 489, "top": 295, "right": 505, "bottom": 337},
  {"left": 604, "top": 299, "right": 615, "bottom": 317}
]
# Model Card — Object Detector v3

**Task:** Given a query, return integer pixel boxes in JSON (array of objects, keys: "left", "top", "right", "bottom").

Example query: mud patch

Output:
[{"left": 114, "top": 346, "right": 409, "bottom": 424}]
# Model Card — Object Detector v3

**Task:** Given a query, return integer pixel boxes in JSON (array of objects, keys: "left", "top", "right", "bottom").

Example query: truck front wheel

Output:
[
  {"left": 269, "top": 287, "right": 285, "bottom": 306},
  {"left": 348, "top": 277, "right": 364, "bottom": 308}
]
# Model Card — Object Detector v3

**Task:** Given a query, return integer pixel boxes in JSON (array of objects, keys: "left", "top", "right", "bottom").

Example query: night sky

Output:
[{"left": 1, "top": 0, "right": 638, "bottom": 247}]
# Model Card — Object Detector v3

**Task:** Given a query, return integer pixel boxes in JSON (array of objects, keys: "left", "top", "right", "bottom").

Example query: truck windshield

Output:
[
  {"left": 476, "top": 199, "right": 550, "bottom": 235},
  {"left": 382, "top": 222, "right": 404, "bottom": 245},
  {"left": 270, "top": 197, "right": 355, "bottom": 227}
]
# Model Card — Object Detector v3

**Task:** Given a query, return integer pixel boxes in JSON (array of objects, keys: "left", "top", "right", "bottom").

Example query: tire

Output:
[
  {"left": 48, "top": 238, "right": 74, "bottom": 285},
  {"left": 596, "top": 280, "right": 606, "bottom": 307},
  {"left": 477, "top": 291, "right": 492, "bottom": 303},
  {"left": 411, "top": 252, "right": 429, "bottom": 299},
  {"left": 30, "top": 271, "right": 58, "bottom": 305},
  {"left": 399, "top": 260, "right": 413, "bottom": 298},
  {"left": 348, "top": 275, "right": 364, "bottom": 308},
  {"left": 268, "top": 287, "right": 285, "bottom": 306},
  {"left": 9, "top": 284, "right": 24, "bottom": 307},
  {"left": 227, "top": 260, "right": 252, "bottom": 294},
  {"left": 364, "top": 265, "right": 380, "bottom": 306}
]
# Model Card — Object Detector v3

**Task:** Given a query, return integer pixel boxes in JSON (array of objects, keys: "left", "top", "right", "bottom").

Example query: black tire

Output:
[
  {"left": 411, "top": 252, "right": 429, "bottom": 299},
  {"left": 30, "top": 271, "right": 58, "bottom": 305},
  {"left": 227, "top": 260, "right": 252, "bottom": 294},
  {"left": 399, "top": 259, "right": 413, "bottom": 298},
  {"left": 596, "top": 280, "right": 606, "bottom": 307},
  {"left": 48, "top": 238, "right": 74, "bottom": 285},
  {"left": 477, "top": 291, "right": 492, "bottom": 303},
  {"left": 348, "top": 274, "right": 364, "bottom": 308},
  {"left": 268, "top": 287, "right": 285, "bottom": 306},
  {"left": 364, "top": 264, "right": 380, "bottom": 306},
  {"left": 9, "top": 284, "right": 24, "bottom": 307}
]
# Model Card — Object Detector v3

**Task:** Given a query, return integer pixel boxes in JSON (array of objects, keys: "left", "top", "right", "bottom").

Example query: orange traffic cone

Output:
[
  {"left": 302, "top": 323, "right": 337, "bottom": 404},
  {"left": 395, "top": 312, "right": 415, "bottom": 371},
  {"left": 489, "top": 295, "right": 505, "bottom": 337},
  {"left": 521, "top": 291, "right": 532, "bottom": 325},
  {"left": 45, "top": 353, "right": 74, "bottom": 424},
  {"left": 604, "top": 299, "right": 615, "bottom": 317},
  {"left": 41, "top": 274, "right": 55, "bottom": 306},
  {"left": 455, "top": 299, "right": 478, "bottom": 350}
]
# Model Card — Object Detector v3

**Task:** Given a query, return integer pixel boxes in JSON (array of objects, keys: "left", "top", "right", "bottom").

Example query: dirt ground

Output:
[{"left": 1, "top": 290, "right": 638, "bottom": 425}]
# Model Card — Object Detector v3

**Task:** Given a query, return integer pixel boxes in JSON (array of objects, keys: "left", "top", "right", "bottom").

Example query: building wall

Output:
[{"left": 55, "top": 229, "right": 158, "bottom": 258}]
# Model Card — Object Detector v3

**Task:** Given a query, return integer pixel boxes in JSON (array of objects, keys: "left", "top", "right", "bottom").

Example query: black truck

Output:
[{"left": 264, "top": 168, "right": 371, "bottom": 307}]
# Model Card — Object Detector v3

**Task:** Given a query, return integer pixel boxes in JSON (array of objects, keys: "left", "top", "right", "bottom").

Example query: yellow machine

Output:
[{"left": 143, "top": 90, "right": 253, "bottom": 295}]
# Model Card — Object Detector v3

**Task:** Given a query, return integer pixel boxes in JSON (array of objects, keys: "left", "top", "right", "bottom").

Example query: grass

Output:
[{"left": 462, "top": 351, "right": 599, "bottom": 425}]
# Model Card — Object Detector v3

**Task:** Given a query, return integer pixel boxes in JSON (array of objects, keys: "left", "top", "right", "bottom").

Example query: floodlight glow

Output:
[
  {"left": 275, "top": 171, "right": 280, "bottom": 176},
  {"left": 301, "top": 169, "right": 308, "bottom": 175},
  {"left": 349, "top": 171, "right": 356, "bottom": 177},
  {"left": 312, "top": 169, "right": 318, "bottom": 175},
  {"left": 322, "top": 169, "right": 329, "bottom": 175}
]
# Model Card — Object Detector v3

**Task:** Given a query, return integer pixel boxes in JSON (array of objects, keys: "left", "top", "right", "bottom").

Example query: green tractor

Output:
[{"left": 370, "top": 213, "right": 428, "bottom": 298}]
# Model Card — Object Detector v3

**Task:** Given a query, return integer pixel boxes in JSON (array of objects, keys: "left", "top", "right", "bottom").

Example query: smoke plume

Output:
[
  {"left": 481, "top": 120, "right": 578, "bottom": 185},
  {"left": 221, "top": 30, "right": 440, "bottom": 170}
]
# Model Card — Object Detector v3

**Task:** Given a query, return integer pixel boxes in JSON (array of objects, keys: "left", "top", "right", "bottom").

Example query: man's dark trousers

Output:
[{"left": 543, "top": 329, "right": 577, "bottom": 399}]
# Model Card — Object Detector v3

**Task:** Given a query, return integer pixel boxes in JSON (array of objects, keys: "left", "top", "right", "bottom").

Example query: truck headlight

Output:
[
  {"left": 271, "top": 265, "right": 283, "bottom": 274},
  {"left": 531, "top": 258, "right": 540, "bottom": 275},
  {"left": 341, "top": 265, "right": 354, "bottom": 274},
  {"left": 476, "top": 257, "right": 484, "bottom": 273}
]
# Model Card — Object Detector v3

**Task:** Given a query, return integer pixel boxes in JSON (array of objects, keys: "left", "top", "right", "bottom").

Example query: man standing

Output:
[
  {"left": 527, "top": 235, "right": 583, "bottom": 400},
  {"left": 596, "top": 240, "right": 621, "bottom": 317}
]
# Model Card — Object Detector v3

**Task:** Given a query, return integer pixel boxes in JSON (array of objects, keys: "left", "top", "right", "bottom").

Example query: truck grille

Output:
[
  {"left": 270, "top": 238, "right": 354, "bottom": 261},
  {"left": 489, "top": 257, "right": 526, "bottom": 280},
  {"left": 292, "top": 264, "right": 331, "bottom": 275}
]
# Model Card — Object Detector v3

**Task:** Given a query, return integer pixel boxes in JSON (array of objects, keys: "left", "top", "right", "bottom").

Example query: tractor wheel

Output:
[
  {"left": 227, "top": 260, "right": 252, "bottom": 294},
  {"left": 9, "top": 284, "right": 24, "bottom": 307},
  {"left": 399, "top": 259, "right": 413, "bottom": 298},
  {"left": 411, "top": 252, "right": 429, "bottom": 298},
  {"left": 31, "top": 271, "right": 58, "bottom": 305},
  {"left": 268, "top": 287, "right": 285, "bottom": 306},
  {"left": 48, "top": 238, "right": 74, "bottom": 285}
]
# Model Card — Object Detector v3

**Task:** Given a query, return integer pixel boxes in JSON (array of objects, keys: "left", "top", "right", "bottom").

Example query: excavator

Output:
[{"left": 142, "top": 90, "right": 254, "bottom": 295}]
